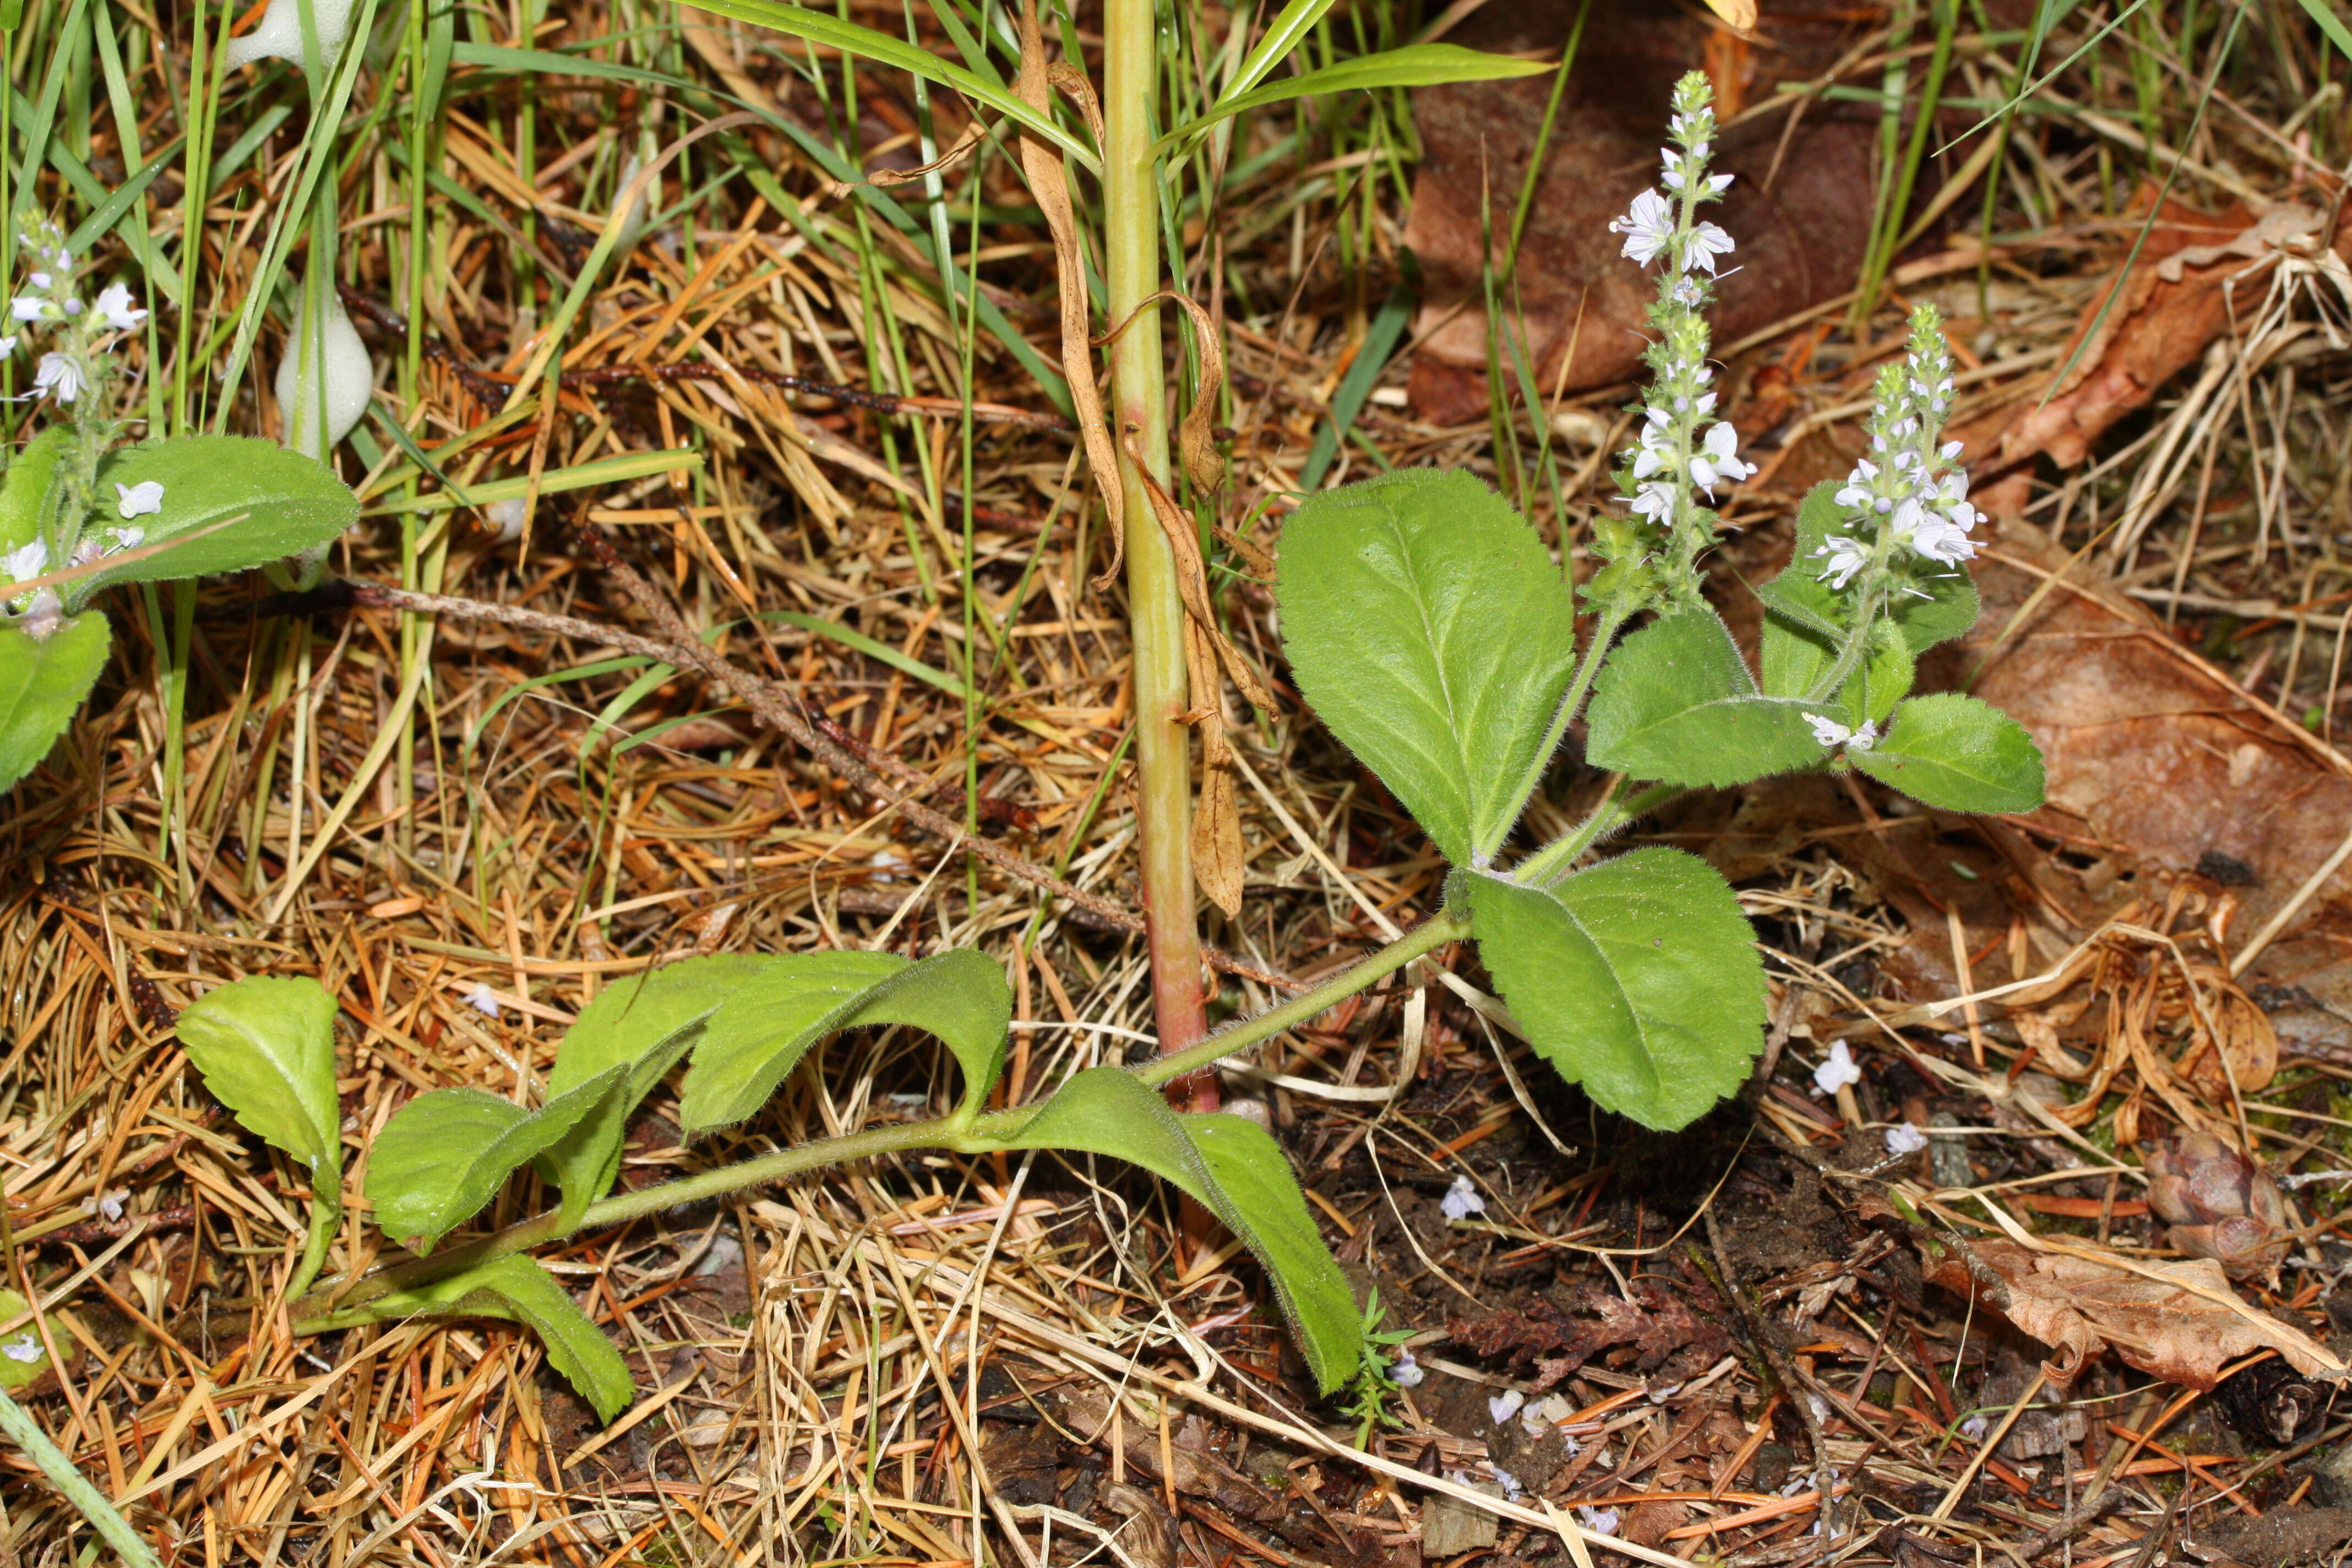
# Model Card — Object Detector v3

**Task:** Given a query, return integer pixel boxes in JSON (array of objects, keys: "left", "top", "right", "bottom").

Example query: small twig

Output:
[{"left": 349, "top": 573, "right": 1299, "bottom": 993}]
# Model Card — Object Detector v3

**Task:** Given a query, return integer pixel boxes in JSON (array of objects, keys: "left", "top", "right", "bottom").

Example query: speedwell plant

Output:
[
  {"left": 183, "top": 74, "right": 2041, "bottom": 1421},
  {"left": 0, "top": 211, "right": 357, "bottom": 793}
]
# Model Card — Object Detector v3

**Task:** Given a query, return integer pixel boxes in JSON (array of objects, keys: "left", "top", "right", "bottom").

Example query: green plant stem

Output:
[
  {"left": 1482, "top": 607, "right": 1624, "bottom": 864},
  {"left": 287, "top": 907, "right": 1470, "bottom": 1327},
  {"left": 1807, "top": 578, "right": 1890, "bottom": 706},
  {"left": 1102, "top": 0, "right": 1211, "bottom": 1106},
  {"left": 1516, "top": 779, "right": 1681, "bottom": 886},
  {"left": 0, "top": 1387, "right": 160, "bottom": 1568},
  {"left": 285, "top": 1181, "right": 339, "bottom": 1303}
]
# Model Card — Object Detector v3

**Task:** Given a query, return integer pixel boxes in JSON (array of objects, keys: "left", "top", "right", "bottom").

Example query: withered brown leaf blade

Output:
[{"left": 1921, "top": 1238, "right": 2342, "bottom": 1390}]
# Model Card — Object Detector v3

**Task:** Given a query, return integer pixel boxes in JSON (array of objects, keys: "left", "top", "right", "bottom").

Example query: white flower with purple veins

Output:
[
  {"left": 1631, "top": 417, "right": 1675, "bottom": 480},
  {"left": 462, "top": 982, "right": 501, "bottom": 1019},
  {"left": 115, "top": 481, "right": 164, "bottom": 519},
  {"left": 1806, "top": 716, "right": 1877, "bottom": 754},
  {"left": 1885, "top": 1122, "right": 1930, "bottom": 1156},
  {"left": 1488, "top": 1389, "right": 1525, "bottom": 1427},
  {"left": 1812, "top": 1041, "right": 1863, "bottom": 1096},
  {"left": 1391, "top": 1349, "right": 1424, "bottom": 1389},
  {"left": 8, "top": 296, "right": 46, "bottom": 323},
  {"left": 1680, "top": 221, "right": 1735, "bottom": 275},
  {"left": 107, "top": 527, "right": 145, "bottom": 552},
  {"left": 1441, "top": 1175, "right": 1486, "bottom": 1221},
  {"left": 1609, "top": 188, "right": 1675, "bottom": 266},
  {"left": 1630, "top": 481, "right": 1676, "bottom": 523},
  {"left": 1490, "top": 1464, "right": 1523, "bottom": 1502},
  {"left": 1687, "top": 422, "right": 1753, "bottom": 492},
  {"left": 91, "top": 284, "right": 146, "bottom": 332},
  {"left": 2, "top": 540, "right": 45, "bottom": 585},
  {"left": 1578, "top": 1507, "right": 1621, "bottom": 1537},
  {"left": 0, "top": 1336, "right": 37, "bottom": 1363},
  {"left": 33, "top": 353, "right": 81, "bottom": 403},
  {"left": 0, "top": 337, "right": 14, "bottom": 358},
  {"left": 1814, "top": 535, "right": 1870, "bottom": 590}
]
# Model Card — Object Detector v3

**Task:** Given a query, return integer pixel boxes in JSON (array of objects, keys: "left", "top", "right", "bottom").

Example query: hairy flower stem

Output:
[
  {"left": 1516, "top": 780, "right": 1683, "bottom": 886},
  {"left": 1102, "top": 0, "right": 1211, "bottom": 1110},
  {"left": 285, "top": 907, "right": 1473, "bottom": 1329},
  {"left": 1488, "top": 608, "right": 1625, "bottom": 862}
]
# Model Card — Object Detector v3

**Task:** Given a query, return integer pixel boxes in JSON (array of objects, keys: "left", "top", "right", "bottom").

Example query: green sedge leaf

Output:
[
  {"left": 374, "top": 1255, "right": 633, "bottom": 1421},
  {"left": 1850, "top": 693, "right": 2046, "bottom": 814},
  {"left": 1276, "top": 470, "right": 1578, "bottom": 865},
  {"left": 75, "top": 438, "right": 358, "bottom": 607},
  {"left": 1583, "top": 608, "right": 1823, "bottom": 787},
  {"left": 0, "top": 614, "right": 109, "bottom": 793},
  {"left": 176, "top": 974, "right": 343, "bottom": 1185},
  {"left": 978, "top": 1068, "right": 1360, "bottom": 1393},
  {"left": 1469, "top": 849, "right": 1765, "bottom": 1130},
  {"left": 1163, "top": 44, "right": 1549, "bottom": 153},
  {"left": 366, "top": 1066, "right": 627, "bottom": 1253}
]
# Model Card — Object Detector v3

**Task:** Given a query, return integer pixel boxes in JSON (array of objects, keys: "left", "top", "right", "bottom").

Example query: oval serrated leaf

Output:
[
  {"left": 0, "top": 614, "right": 108, "bottom": 793},
  {"left": 176, "top": 974, "right": 342, "bottom": 1181},
  {"left": 675, "top": 951, "right": 908, "bottom": 1134},
  {"left": 73, "top": 437, "right": 357, "bottom": 606},
  {"left": 1850, "top": 693, "right": 2045, "bottom": 813},
  {"left": 1583, "top": 608, "right": 1824, "bottom": 787},
  {"left": 1468, "top": 848, "right": 1765, "bottom": 1130},
  {"left": 680, "top": 950, "right": 1013, "bottom": 1133},
  {"left": 367, "top": 1066, "right": 627, "bottom": 1253},
  {"left": 978, "top": 1067, "right": 1360, "bottom": 1394},
  {"left": 375, "top": 1254, "right": 633, "bottom": 1421},
  {"left": 537, "top": 954, "right": 775, "bottom": 1218},
  {"left": 1276, "top": 470, "right": 1578, "bottom": 865}
]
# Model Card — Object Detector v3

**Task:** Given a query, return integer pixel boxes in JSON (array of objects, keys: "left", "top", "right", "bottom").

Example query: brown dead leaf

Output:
[
  {"left": 1983, "top": 192, "right": 2260, "bottom": 478},
  {"left": 1950, "top": 532, "right": 2352, "bottom": 947},
  {"left": 1401, "top": 0, "right": 1885, "bottom": 424},
  {"left": 1921, "top": 1237, "right": 2342, "bottom": 1389}
]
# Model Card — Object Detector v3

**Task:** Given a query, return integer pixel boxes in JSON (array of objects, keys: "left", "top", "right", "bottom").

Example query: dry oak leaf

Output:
[{"left": 1921, "top": 1238, "right": 2341, "bottom": 1389}]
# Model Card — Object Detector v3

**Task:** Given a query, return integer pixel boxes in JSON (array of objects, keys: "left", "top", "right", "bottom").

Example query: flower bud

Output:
[{"left": 2140, "top": 1129, "right": 2292, "bottom": 1280}]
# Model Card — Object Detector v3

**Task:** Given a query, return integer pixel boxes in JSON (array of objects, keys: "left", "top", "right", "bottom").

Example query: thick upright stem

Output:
[{"left": 1103, "top": 0, "right": 1211, "bottom": 1104}]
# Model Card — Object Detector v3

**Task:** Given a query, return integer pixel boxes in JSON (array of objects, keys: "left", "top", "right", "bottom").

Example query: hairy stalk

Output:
[
  {"left": 1484, "top": 607, "right": 1625, "bottom": 863},
  {"left": 1103, "top": 0, "right": 1211, "bottom": 1108},
  {"left": 284, "top": 1184, "right": 340, "bottom": 1303},
  {"left": 287, "top": 907, "right": 1469, "bottom": 1326},
  {"left": 0, "top": 1389, "right": 160, "bottom": 1567},
  {"left": 1516, "top": 781, "right": 1683, "bottom": 886}
]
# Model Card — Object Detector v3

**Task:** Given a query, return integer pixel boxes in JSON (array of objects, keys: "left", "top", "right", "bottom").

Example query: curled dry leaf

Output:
[
  {"left": 1920, "top": 1237, "right": 2340, "bottom": 1390},
  {"left": 2141, "top": 1129, "right": 2294, "bottom": 1282}
]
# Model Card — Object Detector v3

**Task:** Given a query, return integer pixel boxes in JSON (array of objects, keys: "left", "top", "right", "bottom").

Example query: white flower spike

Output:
[{"left": 115, "top": 481, "right": 164, "bottom": 520}]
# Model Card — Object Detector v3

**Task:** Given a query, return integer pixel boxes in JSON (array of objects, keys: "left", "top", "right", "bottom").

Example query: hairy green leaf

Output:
[
  {"left": 376, "top": 1255, "right": 633, "bottom": 1421},
  {"left": 1850, "top": 693, "right": 2045, "bottom": 813},
  {"left": 1163, "top": 44, "right": 1549, "bottom": 151},
  {"left": 675, "top": 952, "right": 908, "bottom": 1134},
  {"left": 0, "top": 428, "right": 71, "bottom": 556},
  {"left": 1469, "top": 849, "right": 1765, "bottom": 1129},
  {"left": 981, "top": 1068, "right": 1359, "bottom": 1393},
  {"left": 1583, "top": 609, "right": 1823, "bottom": 787},
  {"left": 176, "top": 974, "right": 342, "bottom": 1183},
  {"left": 367, "top": 1067, "right": 626, "bottom": 1252},
  {"left": 0, "top": 614, "right": 108, "bottom": 793},
  {"left": 538, "top": 954, "right": 772, "bottom": 1219},
  {"left": 76, "top": 438, "right": 358, "bottom": 606},
  {"left": 1276, "top": 471, "right": 1578, "bottom": 865}
]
